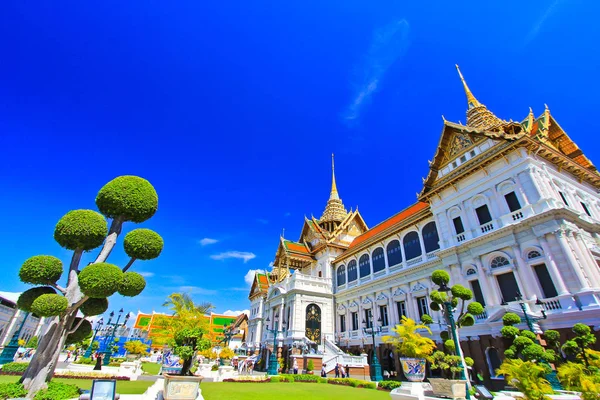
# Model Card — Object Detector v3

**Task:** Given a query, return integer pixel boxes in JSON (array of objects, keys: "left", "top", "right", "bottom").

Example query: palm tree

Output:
[{"left": 163, "top": 293, "right": 214, "bottom": 315}]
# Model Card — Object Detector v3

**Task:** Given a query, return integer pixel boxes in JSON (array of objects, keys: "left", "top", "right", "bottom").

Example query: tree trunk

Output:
[{"left": 180, "top": 357, "right": 193, "bottom": 376}]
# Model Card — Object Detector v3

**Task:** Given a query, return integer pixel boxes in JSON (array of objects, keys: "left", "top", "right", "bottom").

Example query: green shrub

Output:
[
  {"left": 211, "top": 364, "right": 219, "bottom": 371},
  {"left": 317, "top": 377, "right": 327, "bottom": 383},
  {"left": 306, "top": 359, "right": 314, "bottom": 372},
  {"left": 502, "top": 312, "right": 521, "bottom": 326},
  {"left": 327, "top": 378, "right": 376, "bottom": 389},
  {"left": 78, "top": 263, "right": 123, "bottom": 298},
  {"left": 450, "top": 284, "right": 472, "bottom": 300},
  {"left": 96, "top": 176, "right": 158, "bottom": 223},
  {"left": 1, "top": 362, "right": 29, "bottom": 373},
  {"left": 0, "top": 382, "right": 27, "bottom": 399},
  {"left": 74, "top": 357, "right": 96, "bottom": 365},
  {"left": 54, "top": 209, "right": 108, "bottom": 251},
  {"left": 31, "top": 294, "right": 68, "bottom": 317},
  {"left": 123, "top": 229, "right": 164, "bottom": 260},
  {"left": 80, "top": 298, "right": 109, "bottom": 316},
  {"left": 501, "top": 326, "right": 520, "bottom": 339},
  {"left": 431, "top": 270, "right": 450, "bottom": 285},
  {"left": 378, "top": 380, "right": 402, "bottom": 391},
  {"left": 118, "top": 272, "right": 146, "bottom": 297},
  {"left": 17, "top": 287, "right": 56, "bottom": 312},
  {"left": 19, "top": 255, "right": 63, "bottom": 285},
  {"left": 34, "top": 382, "right": 80, "bottom": 400},
  {"left": 281, "top": 373, "right": 317, "bottom": 382},
  {"left": 420, "top": 314, "right": 434, "bottom": 325}
]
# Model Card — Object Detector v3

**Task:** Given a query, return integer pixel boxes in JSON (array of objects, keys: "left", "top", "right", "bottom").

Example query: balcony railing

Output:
[
  {"left": 480, "top": 222, "right": 494, "bottom": 233},
  {"left": 539, "top": 297, "right": 562, "bottom": 312},
  {"left": 456, "top": 233, "right": 466, "bottom": 243},
  {"left": 407, "top": 256, "right": 423, "bottom": 266},
  {"left": 475, "top": 310, "right": 488, "bottom": 321}
]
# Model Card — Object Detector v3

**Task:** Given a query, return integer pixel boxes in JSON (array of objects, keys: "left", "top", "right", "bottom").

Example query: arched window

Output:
[
  {"left": 337, "top": 265, "right": 346, "bottom": 286},
  {"left": 347, "top": 260, "right": 358, "bottom": 282},
  {"left": 422, "top": 222, "right": 440, "bottom": 253},
  {"left": 372, "top": 247, "right": 385, "bottom": 273},
  {"left": 386, "top": 240, "right": 402, "bottom": 267},
  {"left": 359, "top": 254, "right": 371, "bottom": 278},
  {"left": 486, "top": 347, "right": 503, "bottom": 378},
  {"left": 403, "top": 231, "right": 422, "bottom": 260},
  {"left": 527, "top": 250, "right": 542, "bottom": 260},
  {"left": 466, "top": 268, "right": 477, "bottom": 276},
  {"left": 490, "top": 256, "right": 510, "bottom": 269}
]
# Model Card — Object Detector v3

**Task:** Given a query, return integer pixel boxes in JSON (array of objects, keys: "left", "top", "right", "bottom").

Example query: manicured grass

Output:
[
  {"left": 0, "top": 376, "right": 154, "bottom": 394},
  {"left": 201, "top": 382, "right": 390, "bottom": 400},
  {"left": 142, "top": 362, "right": 161, "bottom": 375}
]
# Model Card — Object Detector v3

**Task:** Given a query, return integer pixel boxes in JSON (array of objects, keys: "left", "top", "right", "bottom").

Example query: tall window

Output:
[
  {"left": 453, "top": 217, "right": 465, "bottom": 234},
  {"left": 504, "top": 192, "right": 521, "bottom": 212},
  {"left": 386, "top": 240, "right": 402, "bottom": 267},
  {"left": 470, "top": 280, "right": 486, "bottom": 306},
  {"left": 403, "top": 231, "right": 422, "bottom": 260},
  {"left": 347, "top": 260, "right": 358, "bottom": 282},
  {"left": 422, "top": 222, "right": 440, "bottom": 253},
  {"left": 364, "top": 309, "right": 373, "bottom": 329},
  {"left": 559, "top": 191, "right": 569, "bottom": 206},
  {"left": 351, "top": 312, "right": 358, "bottom": 331},
  {"left": 416, "top": 296, "right": 429, "bottom": 318},
  {"left": 359, "top": 254, "right": 371, "bottom": 278},
  {"left": 380, "top": 305, "right": 389, "bottom": 326},
  {"left": 533, "top": 264, "right": 558, "bottom": 298},
  {"left": 497, "top": 272, "right": 520, "bottom": 302},
  {"left": 340, "top": 315, "right": 346, "bottom": 332},
  {"left": 336, "top": 265, "right": 346, "bottom": 286},
  {"left": 372, "top": 247, "right": 385, "bottom": 273},
  {"left": 486, "top": 348, "right": 502, "bottom": 379},
  {"left": 396, "top": 301, "right": 407, "bottom": 319},
  {"left": 475, "top": 204, "right": 492, "bottom": 225},
  {"left": 581, "top": 202, "right": 592, "bottom": 217}
]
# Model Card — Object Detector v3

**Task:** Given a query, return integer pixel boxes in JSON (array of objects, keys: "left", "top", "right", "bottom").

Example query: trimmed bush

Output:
[
  {"left": 431, "top": 270, "right": 450, "bottom": 285},
  {"left": 78, "top": 263, "right": 123, "bottom": 298},
  {"left": 96, "top": 176, "right": 158, "bottom": 223},
  {"left": 429, "top": 290, "right": 446, "bottom": 304},
  {"left": 17, "top": 287, "right": 56, "bottom": 312},
  {"left": 34, "top": 381, "right": 80, "bottom": 400},
  {"left": 0, "top": 382, "right": 27, "bottom": 399},
  {"left": 31, "top": 294, "right": 68, "bottom": 317},
  {"left": 460, "top": 313, "right": 475, "bottom": 327},
  {"left": 467, "top": 302, "right": 484, "bottom": 315},
  {"left": 451, "top": 284, "right": 472, "bottom": 300},
  {"left": 1, "top": 362, "right": 29, "bottom": 373},
  {"left": 80, "top": 298, "right": 109, "bottom": 316},
  {"left": 66, "top": 318, "right": 92, "bottom": 345},
  {"left": 19, "top": 255, "right": 63, "bottom": 285},
  {"left": 421, "top": 314, "right": 434, "bottom": 325},
  {"left": 502, "top": 312, "right": 521, "bottom": 326},
  {"left": 54, "top": 210, "right": 107, "bottom": 251},
  {"left": 501, "top": 326, "right": 520, "bottom": 339},
  {"left": 280, "top": 374, "right": 318, "bottom": 382},
  {"left": 118, "top": 272, "right": 146, "bottom": 297},
  {"left": 327, "top": 378, "right": 376, "bottom": 389},
  {"left": 123, "top": 229, "right": 163, "bottom": 260},
  {"left": 520, "top": 330, "right": 537, "bottom": 341},
  {"left": 378, "top": 380, "right": 402, "bottom": 391}
]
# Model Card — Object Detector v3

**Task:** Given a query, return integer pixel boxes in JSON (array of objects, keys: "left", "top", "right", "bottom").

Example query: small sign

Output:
[
  {"left": 90, "top": 380, "right": 116, "bottom": 400},
  {"left": 474, "top": 385, "right": 494, "bottom": 400}
]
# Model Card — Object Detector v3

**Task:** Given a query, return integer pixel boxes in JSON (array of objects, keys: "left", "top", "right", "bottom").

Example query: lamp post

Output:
[
  {"left": 84, "top": 317, "right": 104, "bottom": 358},
  {"left": 102, "top": 309, "right": 130, "bottom": 366},
  {"left": 218, "top": 322, "right": 238, "bottom": 365},
  {"left": 437, "top": 280, "right": 471, "bottom": 400},
  {"left": 361, "top": 313, "right": 383, "bottom": 382},
  {"left": 265, "top": 314, "right": 286, "bottom": 376},
  {"left": 0, "top": 312, "right": 29, "bottom": 364}
]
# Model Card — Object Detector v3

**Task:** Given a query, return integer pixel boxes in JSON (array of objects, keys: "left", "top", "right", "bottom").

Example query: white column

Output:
[
  {"left": 474, "top": 257, "right": 501, "bottom": 305},
  {"left": 571, "top": 232, "right": 600, "bottom": 288},
  {"left": 512, "top": 244, "right": 541, "bottom": 299},
  {"left": 387, "top": 288, "right": 395, "bottom": 327},
  {"left": 417, "top": 228, "right": 426, "bottom": 257},
  {"left": 554, "top": 230, "right": 591, "bottom": 290},
  {"left": 383, "top": 241, "right": 390, "bottom": 273},
  {"left": 1, "top": 310, "right": 22, "bottom": 346},
  {"left": 538, "top": 235, "right": 569, "bottom": 295}
]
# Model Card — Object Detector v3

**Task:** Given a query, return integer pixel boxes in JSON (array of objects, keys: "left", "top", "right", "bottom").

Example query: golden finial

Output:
[
  {"left": 441, "top": 115, "right": 446, "bottom": 121},
  {"left": 282, "top": 228, "right": 285, "bottom": 238},
  {"left": 455, "top": 64, "right": 481, "bottom": 109},
  {"left": 330, "top": 153, "right": 339, "bottom": 200}
]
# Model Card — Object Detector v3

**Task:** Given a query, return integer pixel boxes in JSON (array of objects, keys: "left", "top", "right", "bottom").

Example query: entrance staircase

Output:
[{"left": 321, "top": 338, "right": 368, "bottom": 373}]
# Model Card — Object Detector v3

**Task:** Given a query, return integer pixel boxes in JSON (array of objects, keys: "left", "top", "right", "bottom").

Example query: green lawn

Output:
[
  {"left": 201, "top": 382, "right": 390, "bottom": 400},
  {"left": 142, "top": 362, "right": 161, "bottom": 375},
  {"left": 0, "top": 376, "right": 153, "bottom": 394}
]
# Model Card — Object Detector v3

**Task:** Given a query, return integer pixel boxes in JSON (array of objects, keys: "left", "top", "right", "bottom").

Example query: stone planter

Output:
[
  {"left": 163, "top": 374, "right": 203, "bottom": 400},
  {"left": 400, "top": 358, "right": 426, "bottom": 382},
  {"left": 428, "top": 378, "right": 467, "bottom": 399}
]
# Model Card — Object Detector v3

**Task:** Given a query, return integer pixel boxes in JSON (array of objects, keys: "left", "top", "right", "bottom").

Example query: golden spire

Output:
[
  {"left": 330, "top": 153, "right": 339, "bottom": 200},
  {"left": 455, "top": 64, "right": 481, "bottom": 109}
]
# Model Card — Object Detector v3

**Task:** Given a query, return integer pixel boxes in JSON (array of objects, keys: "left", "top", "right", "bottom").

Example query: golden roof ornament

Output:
[
  {"left": 455, "top": 64, "right": 505, "bottom": 131},
  {"left": 320, "top": 153, "right": 348, "bottom": 223}
]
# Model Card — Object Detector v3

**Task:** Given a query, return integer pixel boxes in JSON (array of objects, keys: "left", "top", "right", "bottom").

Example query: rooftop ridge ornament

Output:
[
  {"left": 320, "top": 153, "right": 348, "bottom": 223},
  {"left": 330, "top": 153, "right": 339, "bottom": 200},
  {"left": 455, "top": 64, "right": 481, "bottom": 109}
]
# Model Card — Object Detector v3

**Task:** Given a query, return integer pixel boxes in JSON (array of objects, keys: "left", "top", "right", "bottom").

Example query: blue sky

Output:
[{"left": 1, "top": 0, "right": 599, "bottom": 316}]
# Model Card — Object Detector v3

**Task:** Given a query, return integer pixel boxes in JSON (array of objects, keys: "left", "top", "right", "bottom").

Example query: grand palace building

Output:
[{"left": 246, "top": 66, "right": 600, "bottom": 387}]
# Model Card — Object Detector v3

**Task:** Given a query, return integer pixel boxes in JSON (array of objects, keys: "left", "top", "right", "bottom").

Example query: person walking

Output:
[
  {"left": 293, "top": 358, "right": 299, "bottom": 374},
  {"left": 334, "top": 363, "right": 340, "bottom": 378},
  {"left": 345, "top": 365, "right": 350, "bottom": 378},
  {"left": 321, "top": 363, "right": 327, "bottom": 378},
  {"left": 340, "top": 364, "right": 346, "bottom": 378}
]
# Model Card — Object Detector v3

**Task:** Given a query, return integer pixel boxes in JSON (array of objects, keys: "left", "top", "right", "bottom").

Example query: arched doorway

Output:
[{"left": 305, "top": 304, "right": 321, "bottom": 343}]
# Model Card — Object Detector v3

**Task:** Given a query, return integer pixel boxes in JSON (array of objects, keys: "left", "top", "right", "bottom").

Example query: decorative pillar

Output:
[
  {"left": 387, "top": 288, "right": 395, "bottom": 327},
  {"left": 538, "top": 235, "right": 569, "bottom": 295},
  {"left": 554, "top": 230, "right": 591, "bottom": 290},
  {"left": 512, "top": 244, "right": 541, "bottom": 299},
  {"left": 513, "top": 172, "right": 531, "bottom": 204},
  {"left": 571, "top": 232, "right": 600, "bottom": 288},
  {"left": 474, "top": 257, "right": 500, "bottom": 305},
  {"left": 382, "top": 241, "right": 390, "bottom": 274},
  {"left": 417, "top": 228, "right": 426, "bottom": 258}
]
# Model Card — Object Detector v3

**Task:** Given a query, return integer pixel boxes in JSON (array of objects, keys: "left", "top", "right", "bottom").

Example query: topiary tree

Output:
[
  {"left": 26, "top": 336, "right": 39, "bottom": 349},
  {"left": 429, "top": 270, "right": 485, "bottom": 387},
  {"left": 16, "top": 176, "right": 162, "bottom": 397},
  {"left": 562, "top": 323, "right": 597, "bottom": 367},
  {"left": 500, "top": 312, "right": 555, "bottom": 362}
]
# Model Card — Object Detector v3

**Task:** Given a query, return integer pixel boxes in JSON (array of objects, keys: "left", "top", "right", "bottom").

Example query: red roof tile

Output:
[{"left": 348, "top": 202, "right": 429, "bottom": 249}]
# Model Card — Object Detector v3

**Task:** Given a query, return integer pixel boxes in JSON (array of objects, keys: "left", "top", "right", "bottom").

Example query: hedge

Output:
[
  {"left": 378, "top": 381, "right": 402, "bottom": 391},
  {"left": 0, "top": 382, "right": 27, "bottom": 400},
  {"left": 0, "top": 362, "right": 29, "bottom": 373},
  {"left": 327, "top": 378, "right": 377, "bottom": 389}
]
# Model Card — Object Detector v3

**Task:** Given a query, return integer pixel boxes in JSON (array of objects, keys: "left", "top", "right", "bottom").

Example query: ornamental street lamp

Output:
[
  {"left": 265, "top": 314, "right": 286, "bottom": 376},
  {"left": 84, "top": 317, "right": 104, "bottom": 358},
  {"left": 218, "top": 322, "right": 238, "bottom": 365},
  {"left": 0, "top": 312, "right": 30, "bottom": 364},
  {"left": 102, "top": 309, "right": 130, "bottom": 366},
  {"left": 361, "top": 313, "right": 383, "bottom": 382},
  {"left": 437, "top": 280, "right": 471, "bottom": 400}
]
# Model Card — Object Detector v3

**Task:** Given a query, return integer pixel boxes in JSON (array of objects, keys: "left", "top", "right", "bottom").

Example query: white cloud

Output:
[
  {"left": 178, "top": 286, "right": 218, "bottom": 296},
  {"left": 256, "top": 219, "right": 269, "bottom": 225},
  {"left": 342, "top": 19, "right": 410, "bottom": 124},
  {"left": 223, "top": 309, "right": 250, "bottom": 317},
  {"left": 523, "top": 0, "right": 560, "bottom": 46},
  {"left": 211, "top": 251, "right": 256, "bottom": 263},
  {"left": 199, "top": 238, "right": 219, "bottom": 246},
  {"left": 244, "top": 269, "right": 266, "bottom": 286},
  {"left": 138, "top": 271, "right": 155, "bottom": 278}
]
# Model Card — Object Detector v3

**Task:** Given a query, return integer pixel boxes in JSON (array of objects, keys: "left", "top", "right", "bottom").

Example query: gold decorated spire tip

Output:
[
  {"left": 330, "top": 153, "right": 339, "bottom": 200},
  {"left": 455, "top": 64, "right": 481, "bottom": 109}
]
